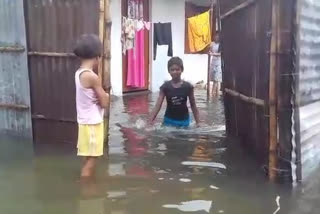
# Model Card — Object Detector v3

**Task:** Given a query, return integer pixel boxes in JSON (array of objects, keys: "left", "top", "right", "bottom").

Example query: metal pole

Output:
[{"left": 268, "top": 0, "right": 280, "bottom": 182}]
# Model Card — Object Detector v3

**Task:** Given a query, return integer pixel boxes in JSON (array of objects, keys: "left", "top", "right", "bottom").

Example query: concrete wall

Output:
[
  {"left": 110, "top": 0, "right": 123, "bottom": 96},
  {"left": 110, "top": 0, "right": 208, "bottom": 96}
]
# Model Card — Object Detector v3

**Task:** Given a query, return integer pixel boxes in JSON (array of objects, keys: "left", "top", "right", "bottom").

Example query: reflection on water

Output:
[
  {"left": 1, "top": 90, "right": 320, "bottom": 213},
  {"left": 163, "top": 200, "right": 213, "bottom": 213}
]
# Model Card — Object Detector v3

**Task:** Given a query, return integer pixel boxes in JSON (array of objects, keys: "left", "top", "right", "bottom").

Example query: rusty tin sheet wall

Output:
[
  {"left": 0, "top": 0, "right": 32, "bottom": 137},
  {"left": 25, "top": 0, "right": 99, "bottom": 143},
  {"left": 220, "top": 0, "right": 272, "bottom": 163},
  {"left": 298, "top": 0, "right": 320, "bottom": 179}
]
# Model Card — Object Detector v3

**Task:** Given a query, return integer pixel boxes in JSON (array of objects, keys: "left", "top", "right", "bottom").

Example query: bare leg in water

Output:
[
  {"left": 215, "top": 81, "right": 221, "bottom": 96},
  {"left": 211, "top": 81, "right": 216, "bottom": 97},
  {"left": 212, "top": 81, "right": 220, "bottom": 97},
  {"left": 81, "top": 157, "right": 98, "bottom": 178}
]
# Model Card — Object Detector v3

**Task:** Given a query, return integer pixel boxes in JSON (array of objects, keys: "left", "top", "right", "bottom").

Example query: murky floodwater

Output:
[{"left": 1, "top": 90, "right": 320, "bottom": 214}]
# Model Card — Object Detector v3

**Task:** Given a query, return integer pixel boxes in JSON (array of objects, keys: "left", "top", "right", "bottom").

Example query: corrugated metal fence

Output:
[
  {"left": 220, "top": 0, "right": 271, "bottom": 164},
  {"left": 0, "top": 0, "right": 32, "bottom": 137},
  {"left": 298, "top": 0, "right": 320, "bottom": 179},
  {"left": 220, "top": 0, "right": 297, "bottom": 181},
  {"left": 24, "top": 0, "right": 100, "bottom": 143}
]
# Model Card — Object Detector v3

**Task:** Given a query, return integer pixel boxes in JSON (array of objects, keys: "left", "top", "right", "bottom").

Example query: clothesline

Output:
[
  {"left": 188, "top": 9, "right": 211, "bottom": 19},
  {"left": 122, "top": 16, "right": 151, "bottom": 31}
]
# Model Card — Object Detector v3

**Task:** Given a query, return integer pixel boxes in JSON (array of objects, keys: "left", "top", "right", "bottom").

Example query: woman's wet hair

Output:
[
  {"left": 168, "top": 57, "right": 184, "bottom": 71},
  {"left": 73, "top": 34, "right": 102, "bottom": 59}
]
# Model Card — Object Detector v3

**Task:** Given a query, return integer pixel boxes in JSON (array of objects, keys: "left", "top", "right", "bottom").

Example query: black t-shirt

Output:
[{"left": 160, "top": 81, "right": 193, "bottom": 120}]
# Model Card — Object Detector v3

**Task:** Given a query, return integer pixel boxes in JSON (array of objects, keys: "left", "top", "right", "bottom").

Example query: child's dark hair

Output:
[
  {"left": 168, "top": 57, "right": 184, "bottom": 71},
  {"left": 73, "top": 34, "right": 102, "bottom": 59}
]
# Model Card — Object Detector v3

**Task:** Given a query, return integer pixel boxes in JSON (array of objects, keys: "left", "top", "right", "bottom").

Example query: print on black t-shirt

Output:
[{"left": 171, "top": 96, "right": 184, "bottom": 105}]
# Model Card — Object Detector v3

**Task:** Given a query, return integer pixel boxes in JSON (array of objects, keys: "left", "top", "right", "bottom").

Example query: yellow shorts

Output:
[{"left": 77, "top": 123, "right": 104, "bottom": 157}]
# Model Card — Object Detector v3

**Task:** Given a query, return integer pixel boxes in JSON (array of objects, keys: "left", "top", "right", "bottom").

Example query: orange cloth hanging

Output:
[{"left": 187, "top": 11, "right": 211, "bottom": 53}]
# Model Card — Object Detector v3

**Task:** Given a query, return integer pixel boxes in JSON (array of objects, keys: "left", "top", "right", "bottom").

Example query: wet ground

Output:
[{"left": 0, "top": 90, "right": 320, "bottom": 214}]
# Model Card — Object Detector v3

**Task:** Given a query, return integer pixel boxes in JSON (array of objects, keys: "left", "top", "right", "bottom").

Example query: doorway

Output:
[{"left": 121, "top": 0, "right": 150, "bottom": 93}]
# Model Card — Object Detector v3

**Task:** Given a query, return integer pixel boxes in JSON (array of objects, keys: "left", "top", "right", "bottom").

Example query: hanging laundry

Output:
[
  {"left": 187, "top": 11, "right": 211, "bottom": 53},
  {"left": 128, "top": 0, "right": 143, "bottom": 19},
  {"left": 144, "top": 21, "right": 151, "bottom": 30},
  {"left": 153, "top": 22, "right": 173, "bottom": 60},
  {"left": 136, "top": 20, "right": 145, "bottom": 31},
  {"left": 128, "top": 0, "right": 136, "bottom": 18},
  {"left": 121, "top": 17, "right": 136, "bottom": 54},
  {"left": 127, "top": 29, "right": 145, "bottom": 88}
]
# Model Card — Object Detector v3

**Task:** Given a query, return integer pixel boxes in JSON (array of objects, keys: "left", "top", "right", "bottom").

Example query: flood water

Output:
[{"left": 1, "top": 90, "right": 320, "bottom": 214}]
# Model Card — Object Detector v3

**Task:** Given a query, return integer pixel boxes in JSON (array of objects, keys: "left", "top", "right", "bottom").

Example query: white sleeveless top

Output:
[
  {"left": 75, "top": 68, "right": 104, "bottom": 125},
  {"left": 211, "top": 42, "right": 221, "bottom": 66}
]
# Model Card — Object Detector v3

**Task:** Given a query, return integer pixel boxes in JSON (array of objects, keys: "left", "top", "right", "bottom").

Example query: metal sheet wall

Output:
[
  {"left": 275, "top": 0, "right": 297, "bottom": 181},
  {"left": 25, "top": 0, "right": 99, "bottom": 143},
  {"left": 221, "top": 0, "right": 272, "bottom": 163},
  {"left": 298, "top": 0, "right": 320, "bottom": 179},
  {"left": 221, "top": 0, "right": 297, "bottom": 181},
  {"left": 0, "top": 0, "right": 32, "bottom": 137}
]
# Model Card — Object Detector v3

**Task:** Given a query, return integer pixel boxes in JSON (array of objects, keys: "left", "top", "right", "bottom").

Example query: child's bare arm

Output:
[
  {"left": 189, "top": 88, "right": 200, "bottom": 125},
  {"left": 91, "top": 76, "right": 109, "bottom": 108},
  {"left": 81, "top": 71, "right": 109, "bottom": 108},
  {"left": 149, "top": 91, "right": 165, "bottom": 123}
]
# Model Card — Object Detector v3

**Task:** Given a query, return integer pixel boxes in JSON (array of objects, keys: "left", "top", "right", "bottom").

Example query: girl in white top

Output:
[
  {"left": 74, "top": 34, "right": 109, "bottom": 179},
  {"left": 209, "top": 34, "right": 222, "bottom": 97}
]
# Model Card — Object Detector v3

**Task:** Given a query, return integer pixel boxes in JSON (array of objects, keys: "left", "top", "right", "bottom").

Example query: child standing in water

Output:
[
  {"left": 209, "top": 34, "right": 222, "bottom": 97},
  {"left": 149, "top": 57, "right": 200, "bottom": 127},
  {"left": 74, "top": 34, "right": 109, "bottom": 178}
]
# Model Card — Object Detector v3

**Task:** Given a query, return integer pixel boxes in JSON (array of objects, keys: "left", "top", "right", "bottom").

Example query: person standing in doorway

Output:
[
  {"left": 209, "top": 34, "right": 222, "bottom": 97},
  {"left": 73, "top": 34, "right": 109, "bottom": 179},
  {"left": 149, "top": 57, "right": 200, "bottom": 128}
]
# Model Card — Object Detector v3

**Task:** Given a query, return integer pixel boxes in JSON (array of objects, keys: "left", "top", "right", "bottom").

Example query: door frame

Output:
[{"left": 121, "top": 0, "right": 151, "bottom": 93}]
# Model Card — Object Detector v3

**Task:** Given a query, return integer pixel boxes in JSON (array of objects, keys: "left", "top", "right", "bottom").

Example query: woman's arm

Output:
[
  {"left": 189, "top": 88, "right": 200, "bottom": 125},
  {"left": 149, "top": 91, "right": 165, "bottom": 123}
]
